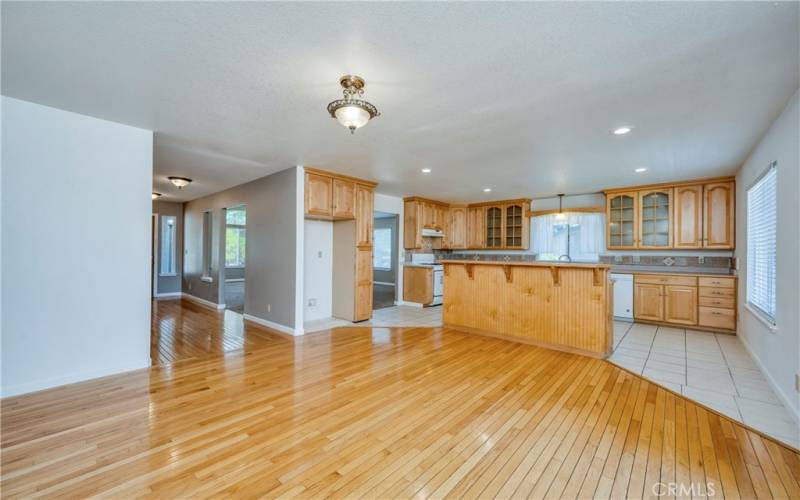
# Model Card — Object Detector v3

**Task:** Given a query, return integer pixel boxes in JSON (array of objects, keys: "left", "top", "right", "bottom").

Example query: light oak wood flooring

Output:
[{"left": 2, "top": 299, "right": 799, "bottom": 498}]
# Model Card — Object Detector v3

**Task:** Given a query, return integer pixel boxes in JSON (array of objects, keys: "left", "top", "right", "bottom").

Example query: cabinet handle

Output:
[{"left": 712, "top": 312, "right": 722, "bottom": 316}]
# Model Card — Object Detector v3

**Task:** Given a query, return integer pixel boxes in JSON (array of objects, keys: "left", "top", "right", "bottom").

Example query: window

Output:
[
  {"left": 531, "top": 212, "right": 605, "bottom": 262},
  {"left": 373, "top": 227, "right": 392, "bottom": 270},
  {"left": 159, "top": 215, "right": 177, "bottom": 275},
  {"left": 202, "top": 210, "right": 213, "bottom": 280},
  {"left": 225, "top": 208, "right": 246, "bottom": 267},
  {"left": 746, "top": 162, "right": 777, "bottom": 325}
]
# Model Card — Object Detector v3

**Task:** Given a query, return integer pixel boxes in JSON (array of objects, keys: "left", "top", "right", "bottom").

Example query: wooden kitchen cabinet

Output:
[
  {"left": 703, "top": 181, "right": 735, "bottom": 249},
  {"left": 354, "top": 247, "right": 373, "bottom": 320},
  {"left": 634, "top": 283, "right": 664, "bottom": 322},
  {"left": 332, "top": 179, "right": 356, "bottom": 219},
  {"left": 466, "top": 206, "right": 485, "bottom": 248},
  {"left": 447, "top": 206, "right": 467, "bottom": 249},
  {"left": 305, "top": 172, "right": 333, "bottom": 217},
  {"left": 673, "top": 185, "right": 703, "bottom": 249},
  {"left": 403, "top": 266, "right": 433, "bottom": 305},
  {"left": 355, "top": 184, "right": 373, "bottom": 247},
  {"left": 485, "top": 205, "right": 503, "bottom": 248},
  {"left": 403, "top": 197, "right": 449, "bottom": 249},
  {"left": 664, "top": 285, "right": 698, "bottom": 325},
  {"left": 605, "top": 177, "right": 735, "bottom": 250},
  {"left": 606, "top": 192, "right": 638, "bottom": 249},
  {"left": 638, "top": 188, "right": 672, "bottom": 248}
]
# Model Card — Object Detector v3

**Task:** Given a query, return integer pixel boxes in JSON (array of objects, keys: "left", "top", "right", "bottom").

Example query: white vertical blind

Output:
[{"left": 746, "top": 162, "right": 777, "bottom": 324}]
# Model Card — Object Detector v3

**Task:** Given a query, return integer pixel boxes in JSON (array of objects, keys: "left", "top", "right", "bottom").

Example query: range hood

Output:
[{"left": 421, "top": 227, "right": 444, "bottom": 238}]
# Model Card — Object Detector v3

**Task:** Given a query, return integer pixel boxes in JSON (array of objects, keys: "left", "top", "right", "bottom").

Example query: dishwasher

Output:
[{"left": 610, "top": 273, "right": 634, "bottom": 320}]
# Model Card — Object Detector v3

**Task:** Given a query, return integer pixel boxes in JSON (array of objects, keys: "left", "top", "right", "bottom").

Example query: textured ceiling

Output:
[{"left": 2, "top": 2, "right": 798, "bottom": 202}]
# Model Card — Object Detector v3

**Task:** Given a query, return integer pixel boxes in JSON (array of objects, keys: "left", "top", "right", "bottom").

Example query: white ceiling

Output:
[{"left": 3, "top": 2, "right": 798, "bottom": 202}]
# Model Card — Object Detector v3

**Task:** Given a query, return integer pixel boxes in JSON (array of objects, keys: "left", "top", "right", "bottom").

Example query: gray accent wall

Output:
[
  {"left": 152, "top": 200, "right": 184, "bottom": 295},
  {"left": 373, "top": 215, "right": 398, "bottom": 285},
  {"left": 183, "top": 167, "right": 298, "bottom": 328}
]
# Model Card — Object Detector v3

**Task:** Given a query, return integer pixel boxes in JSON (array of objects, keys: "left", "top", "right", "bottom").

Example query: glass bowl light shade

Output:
[
  {"left": 168, "top": 176, "right": 192, "bottom": 189},
  {"left": 327, "top": 98, "right": 379, "bottom": 134}
]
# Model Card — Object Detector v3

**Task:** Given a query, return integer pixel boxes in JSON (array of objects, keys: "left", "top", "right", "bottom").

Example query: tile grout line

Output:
[{"left": 714, "top": 332, "right": 744, "bottom": 422}]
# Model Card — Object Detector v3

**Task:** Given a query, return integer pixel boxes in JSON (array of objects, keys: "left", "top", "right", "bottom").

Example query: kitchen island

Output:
[{"left": 441, "top": 260, "right": 613, "bottom": 358}]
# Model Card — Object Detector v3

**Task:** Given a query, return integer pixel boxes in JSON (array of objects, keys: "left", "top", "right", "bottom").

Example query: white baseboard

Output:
[
  {"left": 181, "top": 293, "right": 225, "bottom": 310},
  {"left": 0, "top": 357, "right": 151, "bottom": 398},
  {"left": 374, "top": 281, "right": 396, "bottom": 287},
  {"left": 243, "top": 313, "right": 303, "bottom": 336},
  {"left": 737, "top": 332, "right": 800, "bottom": 426},
  {"left": 155, "top": 292, "right": 182, "bottom": 299},
  {"left": 395, "top": 300, "right": 424, "bottom": 308}
]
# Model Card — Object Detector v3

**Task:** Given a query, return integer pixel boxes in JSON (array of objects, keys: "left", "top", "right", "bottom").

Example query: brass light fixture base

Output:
[{"left": 339, "top": 75, "right": 365, "bottom": 91}]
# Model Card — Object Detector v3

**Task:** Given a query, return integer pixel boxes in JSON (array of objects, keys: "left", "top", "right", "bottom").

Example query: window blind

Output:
[{"left": 746, "top": 162, "right": 777, "bottom": 324}]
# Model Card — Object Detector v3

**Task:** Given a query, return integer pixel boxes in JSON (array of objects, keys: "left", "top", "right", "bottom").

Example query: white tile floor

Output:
[
  {"left": 304, "top": 305, "right": 443, "bottom": 333},
  {"left": 609, "top": 321, "right": 799, "bottom": 448}
]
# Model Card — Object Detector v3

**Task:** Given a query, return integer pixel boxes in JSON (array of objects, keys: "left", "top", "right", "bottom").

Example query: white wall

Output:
[
  {"left": 735, "top": 89, "right": 800, "bottom": 420},
  {"left": 303, "top": 220, "right": 333, "bottom": 322},
  {"left": 1, "top": 97, "right": 153, "bottom": 397}
]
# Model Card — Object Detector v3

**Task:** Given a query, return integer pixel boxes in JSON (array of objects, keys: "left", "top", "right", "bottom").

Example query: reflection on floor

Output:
[
  {"left": 4, "top": 301, "right": 799, "bottom": 497},
  {"left": 372, "top": 283, "right": 396, "bottom": 310},
  {"left": 223, "top": 279, "right": 244, "bottom": 313},
  {"left": 609, "top": 321, "right": 799, "bottom": 448}
]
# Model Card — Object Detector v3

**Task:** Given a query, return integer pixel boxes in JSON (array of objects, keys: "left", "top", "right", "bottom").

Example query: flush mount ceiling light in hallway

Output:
[
  {"left": 327, "top": 75, "right": 380, "bottom": 134},
  {"left": 168, "top": 176, "right": 192, "bottom": 189}
]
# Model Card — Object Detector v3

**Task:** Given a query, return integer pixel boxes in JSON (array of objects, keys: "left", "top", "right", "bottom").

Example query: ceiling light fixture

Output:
[
  {"left": 421, "top": 168, "right": 432, "bottom": 173},
  {"left": 483, "top": 188, "right": 492, "bottom": 193},
  {"left": 168, "top": 176, "right": 192, "bottom": 189},
  {"left": 152, "top": 192, "right": 162, "bottom": 200},
  {"left": 613, "top": 126, "right": 632, "bottom": 135},
  {"left": 555, "top": 193, "right": 567, "bottom": 221},
  {"left": 327, "top": 75, "right": 380, "bottom": 134},
  {"left": 635, "top": 167, "right": 648, "bottom": 173}
]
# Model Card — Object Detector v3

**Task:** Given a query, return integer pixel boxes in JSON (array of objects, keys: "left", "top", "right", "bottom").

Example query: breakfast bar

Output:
[{"left": 441, "top": 260, "right": 614, "bottom": 358}]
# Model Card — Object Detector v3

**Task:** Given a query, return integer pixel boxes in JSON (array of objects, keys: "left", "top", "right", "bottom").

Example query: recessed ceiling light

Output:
[
  {"left": 483, "top": 188, "right": 492, "bottom": 193},
  {"left": 613, "top": 127, "right": 632, "bottom": 135},
  {"left": 421, "top": 168, "right": 432, "bottom": 173},
  {"left": 635, "top": 167, "right": 648, "bottom": 173}
]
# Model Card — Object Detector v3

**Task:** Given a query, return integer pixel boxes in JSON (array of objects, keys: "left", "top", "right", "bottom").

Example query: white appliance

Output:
[
  {"left": 421, "top": 227, "right": 444, "bottom": 238},
  {"left": 410, "top": 253, "right": 443, "bottom": 306},
  {"left": 610, "top": 273, "right": 633, "bottom": 320}
]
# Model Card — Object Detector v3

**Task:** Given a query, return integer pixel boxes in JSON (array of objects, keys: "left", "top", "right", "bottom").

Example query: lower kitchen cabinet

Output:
[
  {"left": 403, "top": 267, "right": 433, "bottom": 305},
  {"left": 633, "top": 273, "right": 735, "bottom": 332}
]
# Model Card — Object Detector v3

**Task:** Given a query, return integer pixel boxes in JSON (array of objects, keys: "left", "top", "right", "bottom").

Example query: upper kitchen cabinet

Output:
[
  {"left": 403, "top": 197, "right": 449, "bottom": 249},
  {"left": 504, "top": 203, "right": 527, "bottom": 249},
  {"left": 485, "top": 205, "right": 503, "bottom": 248},
  {"left": 305, "top": 172, "right": 333, "bottom": 218},
  {"left": 466, "top": 206, "right": 485, "bottom": 248},
  {"left": 673, "top": 185, "right": 703, "bottom": 249},
  {"left": 355, "top": 184, "right": 374, "bottom": 247},
  {"left": 446, "top": 206, "right": 467, "bottom": 249},
  {"left": 703, "top": 181, "right": 735, "bottom": 249},
  {"left": 332, "top": 178, "right": 356, "bottom": 219},
  {"left": 606, "top": 192, "right": 638, "bottom": 249},
  {"left": 605, "top": 177, "right": 735, "bottom": 250},
  {"left": 303, "top": 167, "right": 377, "bottom": 221},
  {"left": 638, "top": 188, "right": 672, "bottom": 249}
]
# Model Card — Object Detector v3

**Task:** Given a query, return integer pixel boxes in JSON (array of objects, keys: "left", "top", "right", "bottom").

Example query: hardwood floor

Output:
[{"left": 2, "top": 299, "right": 799, "bottom": 498}]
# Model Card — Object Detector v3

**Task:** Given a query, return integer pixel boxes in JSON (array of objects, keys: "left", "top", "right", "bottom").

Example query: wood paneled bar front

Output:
[{"left": 441, "top": 260, "right": 613, "bottom": 358}]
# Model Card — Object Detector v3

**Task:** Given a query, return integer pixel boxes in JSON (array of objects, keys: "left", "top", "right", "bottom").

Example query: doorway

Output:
[
  {"left": 373, "top": 211, "right": 398, "bottom": 310},
  {"left": 224, "top": 205, "right": 246, "bottom": 313}
]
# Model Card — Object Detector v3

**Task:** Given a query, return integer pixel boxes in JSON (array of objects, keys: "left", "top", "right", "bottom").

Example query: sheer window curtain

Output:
[{"left": 532, "top": 212, "right": 605, "bottom": 261}]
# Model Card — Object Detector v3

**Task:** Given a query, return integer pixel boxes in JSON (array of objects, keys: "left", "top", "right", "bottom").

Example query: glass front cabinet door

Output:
[
  {"left": 485, "top": 206, "right": 503, "bottom": 248},
  {"left": 638, "top": 189, "right": 673, "bottom": 248},
  {"left": 504, "top": 204, "right": 525, "bottom": 248},
  {"left": 606, "top": 192, "right": 638, "bottom": 249}
]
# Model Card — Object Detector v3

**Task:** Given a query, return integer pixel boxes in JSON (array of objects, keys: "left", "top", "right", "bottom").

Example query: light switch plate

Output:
[{"left": 698, "top": 255, "right": 705, "bottom": 264}]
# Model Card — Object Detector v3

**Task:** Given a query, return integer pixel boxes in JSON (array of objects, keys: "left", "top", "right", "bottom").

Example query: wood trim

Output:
[
  {"left": 467, "top": 197, "right": 532, "bottom": 208},
  {"left": 550, "top": 266, "right": 560, "bottom": 285},
  {"left": 503, "top": 265, "right": 513, "bottom": 283},
  {"left": 402, "top": 196, "right": 451, "bottom": 207},
  {"left": 440, "top": 260, "right": 612, "bottom": 270},
  {"left": 528, "top": 206, "right": 605, "bottom": 217},
  {"left": 603, "top": 175, "right": 735, "bottom": 195},
  {"left": 303, "top": 166, "right": 378, "bottom": 187}
]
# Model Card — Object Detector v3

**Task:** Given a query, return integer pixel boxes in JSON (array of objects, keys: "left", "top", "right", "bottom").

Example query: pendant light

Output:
[
  {"left": 168, "top": 176, "right": 192, "bottom": 189},
  {"left": 555, "top": 194, "right": 567, "bottom": 221},
  {"left": 327, "top": 75, "right": 380, "bottom": 134}
]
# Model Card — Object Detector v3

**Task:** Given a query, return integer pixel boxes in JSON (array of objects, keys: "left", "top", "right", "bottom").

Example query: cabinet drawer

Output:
[
  {"left": 699, "top": 296, "right": 735, "bottom": 309},
  {"left": 699, "top": 307, "right": 736, "bottom": 330},
  {"left": 699, "top": 286, "right": 735, "bottom": 298},
  {"left": 636, "top": 274, "right": 697, "bottom": 286},
  {"left": 698, "top": 276, "right": 735, "bottom": 288}
]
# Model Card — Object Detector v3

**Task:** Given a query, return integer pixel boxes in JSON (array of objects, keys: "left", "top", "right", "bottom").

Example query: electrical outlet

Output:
[
  {"left": 796, "top": 373, "right": 800, "bottom": 393},
  {"left": 308, "top": 298, "right": 316, "bottom": 307},
  {"left": 267, "top": 304, "right": 271, "bottom": 313},
  {"left": 698, "top": 255, "right": 705, "bottom": 264}
]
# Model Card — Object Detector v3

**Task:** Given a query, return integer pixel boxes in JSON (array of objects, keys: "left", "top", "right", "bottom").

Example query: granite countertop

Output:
[
  {"left": 439, "top": 259, "right": 612, "bottom": 269},
  {"left": 403, "top": 263, "right": 437, "bottom": 268},
  {"left": 610, "top": 265, "right": 736, "bottom": 276}
]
